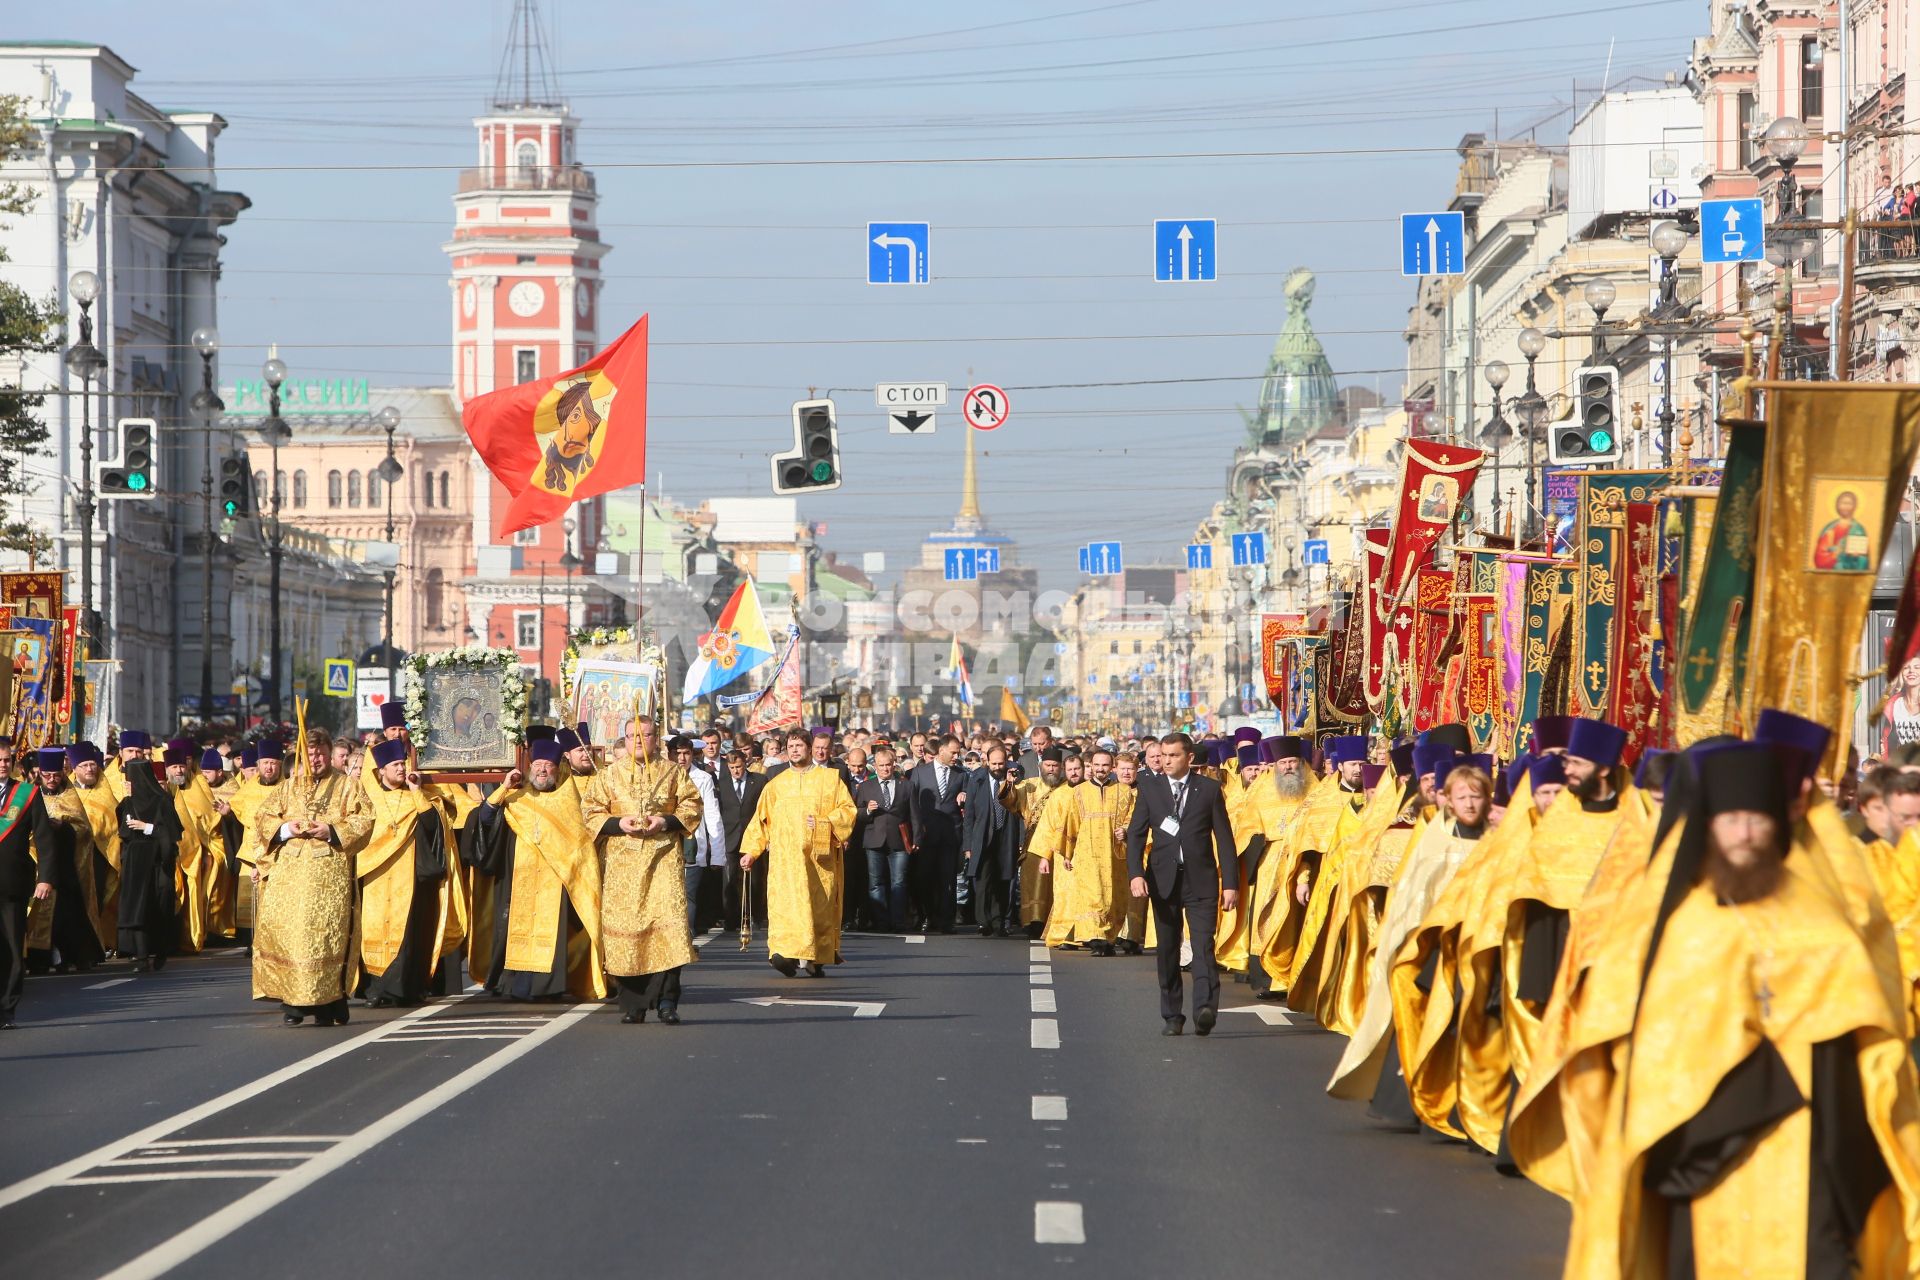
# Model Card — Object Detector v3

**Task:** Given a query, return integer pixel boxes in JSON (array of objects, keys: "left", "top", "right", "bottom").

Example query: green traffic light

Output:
[
  {"left": 128, "top": 475, "right": 148, "bottom": 491},
  {"left": 223, "top": 500, "right": 239, "bottom": 516},
  {"left": 809, "top": 460, "right": 835, "bottom": 483},
  {"left": 1589, "top": 429, "right": 1614, "bottom": 452}
]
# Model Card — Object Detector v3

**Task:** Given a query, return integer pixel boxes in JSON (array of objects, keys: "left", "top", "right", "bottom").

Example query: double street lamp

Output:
[
  {"left": 1481, "top": 359, "right": 1513, "bottom": 535},
  {"left": 1650, "top": 219, "right": 1692, "bottom": 455},
  {"left": 1513, "top": 326, "right": 1549, "bottom": 545},
  {"left": 189, "top": 327, "right": 223, "bottom": 725},
  {"left": 259, "top": 356, "right": 292, "bottom": 727},
  {"left": 64, "top": 271, "right": 107, "bottom": 723},
  {"left": 376, "top": 405, "right": 404, "bottom": 696}
]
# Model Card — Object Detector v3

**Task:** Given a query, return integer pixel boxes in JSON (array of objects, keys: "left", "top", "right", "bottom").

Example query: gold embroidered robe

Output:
[
  {"left": 582, "top": 756, "right": 704, "bottom": 977},
  {"left": 251, "top": 770, "right": 373, "bottom": 1006},
  {"left": 740, "top": 764, "right": 855, "bottom": 963}
]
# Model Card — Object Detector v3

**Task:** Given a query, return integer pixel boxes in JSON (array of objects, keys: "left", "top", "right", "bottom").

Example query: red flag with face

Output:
[{"left": 462, "top": 316, "right": 649, "bottom": 537}]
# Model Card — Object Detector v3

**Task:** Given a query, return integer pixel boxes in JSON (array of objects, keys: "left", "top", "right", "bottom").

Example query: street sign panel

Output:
[
  {"left": 888, "top": 408, "right": 936, "bottom": 434},
  {"left": 1400, "top": 211, "right": 1466, "bottom": 276},
  {"left": 875, "top": 381, "right": 947, "bottom": 407},
  {"left": 1649, "top": 185, "right": 1681, "bottom": 213},
  {"left": 942, "top": 547, "right": 979, "bottom": 582},
  {"left": 1700, "top": 197, "right": 1765, "bottom": 263},
  {"left": 1230, "top": 531, "right": 1267, "bottom": 567},
  {"left": 962, "top": 383, "right": 1010, "bottom": 431},
  {"left": 355, "top": 669, "right": 392, "bottom": 732},
  {"left": 1086, "top": 541, "right": 1122, "bottom": 575},
  {"left": 1303, "top": 538, "right": 1330, "bottom": 565},
  {"left": 323, "top": 658, "right": 354, "bottom": 699},
  {"left": 1078, "top": 546, "right": 1091, "bottom": 573},
  {"left": 1186, "top": 543, "right": 1213, "bottom": 570},
  {"left": 1153, "top": 218, "right": 1217, "bottom": 282},
  {"left": 977, "top": 546, "right": 1001, "bottom": 573},
  {"left": 867, "top": 221, "right": 929, "bottom": 284},
  {"left": 1176, "top": 690, "right": 1192, "bottom": 709}
]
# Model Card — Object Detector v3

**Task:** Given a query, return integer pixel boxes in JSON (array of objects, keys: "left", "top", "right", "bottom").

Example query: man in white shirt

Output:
[{"left": 671, "top": 736, "right": 727, "bottom": 932}]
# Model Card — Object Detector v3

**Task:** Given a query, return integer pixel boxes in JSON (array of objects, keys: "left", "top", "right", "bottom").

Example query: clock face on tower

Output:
[
  {"left": 575, "top": 281, "right": 591, "bottom": 318},
  {"left": 461, "top": 282, "right": 476, "bottom": 318},
  {"left": 507, "top": 280, "right": 545, "bottom": 318}
]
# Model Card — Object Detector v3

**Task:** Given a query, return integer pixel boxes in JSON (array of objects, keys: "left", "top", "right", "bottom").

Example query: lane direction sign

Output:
[
  {"left": 889, "top": 409, "right": 936, "bottom": 434},
  {"left": 1303, "top": 538, "right": 1330, "bottom": 565},
  {"left": 867, "top": 222, "right": 929, "bottom": 284},
  {"left": 943, "top": 547, "right": 980, "bottom": 581},
  {"left": 1700, "top": 197, "right": 1765, "bottom": 263},
  {"left": 1230, "top": 531, "right": 1267, "bottom": 567},
  {"left": 1400, "top": 211, "right": 1466, "bottom": 276},
  {"left": 977, "top": 546, "right": 1001, "bottom": 573},
  {"left": 876, "top": 381, "right": 947, "bottom": 407},
  {"left": 1085, "top": 541, "right": 1122, "bottom": 576},
  {"left": 1154, "top": 218, "right": 1217, "bottom": 282},
  {"left": 1078, "top": 546, "right": 1091, "bottom": 573},
  {"left": 1186, "top": 543, "right": 1213, "bottom": 570},
  {"left": 963, "top": 383, "right": 1010, "bottom": 431}
]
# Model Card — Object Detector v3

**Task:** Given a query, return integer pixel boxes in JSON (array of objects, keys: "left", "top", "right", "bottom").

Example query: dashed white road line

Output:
[
  {"left": 1031, "top": 1095, "right": 1068, "bottom": 1121},
  {"left": 1034, "top": 1201, "right": 1086, "bottom": 1244},
  {"left": 1030, "top": 988, "right": 1056, "bottom": 1013},
  {"left": 85, "top": 977, "right": 136, "bottom": 990},
  {"left": 1029, "top": 966, "right": 1052, "bottom": 985},
  {"left": 1030, "top": 1018, "right": 1060, "bottom": 1049}
]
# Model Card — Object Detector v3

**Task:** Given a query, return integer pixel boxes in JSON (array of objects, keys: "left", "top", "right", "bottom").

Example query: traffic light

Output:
[
  {"left": 1549, "top": 365, "right": 1623, "bottom": 466},
  {"left": 218, "top": 452, "right": 252, "bottom": 518},
  {"left": 97, "top": 417, "right": 158, "bottom": 499},
  {"left": 771, "top": 398, "right": 841, "bottom": 494}
]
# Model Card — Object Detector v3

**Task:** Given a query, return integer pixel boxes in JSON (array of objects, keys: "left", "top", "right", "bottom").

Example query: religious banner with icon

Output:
[
  {"left": 1360, "top": 528, "right": 1392, "bottom": 710},
  {"left": 3, "top": 614, "right": 59, "bottom": 751},
  {"left": 1383, "top": 437, "right": 1483, "bottom": 607},
  {"left": 403, "top": 648, "right": 528, "bottom": 772},
  {"left": 1570, "top": 470, "right": 1672, "bottom": 722},
  {"left": 1259, "top": 612, "right": 1308, "bottom": 702},
  {"left": 1744, "top": 383, "right": 1920, "bottom": 773},
  {"left": 1461, "top": 595, "right": 1500, "bottom": 752},
  {"left": 1410, "top": 568, "right": 1454, "bottom": 730},
  {"left": 1519, "top": 560, "right": 1577, "bottom": 729},
  {"left": 1286, "top": 636, "right": 1323, "bottom": 736}
]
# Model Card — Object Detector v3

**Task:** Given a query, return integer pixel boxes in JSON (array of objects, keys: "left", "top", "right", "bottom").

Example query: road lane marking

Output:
[
  {"left": 133, "top": 1137, "right": 347, "bottom": 1148},
  {"left": 1029, "top": 966, "right": 1051, "bottom": 985},
  {"left": 732, "top": 996, "right": 885, "bottom": 1018},
  {"left": 1031, "top": 1095, "right": 1068, "bottom": 1121},
  {"left": 85, "top": 977, "right": 137, "bottom": 990},
  {"left": 1218, "top": 1004, "right": 1293, "bottom": 1026},
  {"left": 1029, "top": 989, "right": 1056, "bottom": 1013},
  {"left": 1028, "top": 945, "right": 1049, "bottom": 963},
  {"left": 96, "top": 1001, "right": 601, "bottom": 1280},
  {"left": 68, "top": 1171, "right": 278, "bottom": 1185},
  {"left": 0, "top": 998, "right": 464, "bottom": 1212},
  {"left": 901, "top": 935, "right": 927, "bottom": 944},
  {"left": 1030, "top": 1019, "right": 1059, "bottom": 1049},
  {"left": 1034, "top": 1201, "right": 1085, "bottom": 1245}
]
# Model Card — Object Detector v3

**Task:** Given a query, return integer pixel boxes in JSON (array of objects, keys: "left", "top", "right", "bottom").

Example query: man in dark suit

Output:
[
  {"left": 715, "top": 748, "right": 768, "bottom": 930},
  {"left": 0, "top": 739, "right": 60, "bottom": 1029},
  {"left": 906, "top": 733, "right": 965, "bottom": 933},
  {"left": 853, "top": 746, "right": 912, "bottom": 931},
  {"left": 963, "top": 745, "right": 1022, "bottom": 937},
  {"left": 1124, "top": 731, "right": 1239, "bottom": 1037}
]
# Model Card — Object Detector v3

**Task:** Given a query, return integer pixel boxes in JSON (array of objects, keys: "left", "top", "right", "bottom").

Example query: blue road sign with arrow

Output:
[
  {"left": 1154, "top": 219, "right": 1216, "bottom": 282},
  {"left": 1086, "top": 541, "right": 1122, "bottom": 575},
  {"left": 1700, "top": 197, "right": 1765, "bottom": 263},
  {"left": 942, "top": 547, "right": 979, "bottom": 581},
  {"left": 1078, "top": 545, "right": 1090, "bottom": 573},
  {"left": 1303, "top": 538, "right": 1330, "bottom": 565},
  {"left": 1231, "top": 531, "right": 1267, "bottom": 567},
  {"left": 1186, "top": 543, "right": 1213, "bottom": 570},
  {"left": 977, "top": 546, "right": 1001, "bottom": 573},
  {"left": 867, "top": 222, "right": 929, "bottom": 284},
  {"left": 1401, "top": 211, "right": 1466, "bottom": 276}
]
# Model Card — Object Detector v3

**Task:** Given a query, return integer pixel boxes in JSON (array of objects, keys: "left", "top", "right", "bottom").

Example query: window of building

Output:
[
  {"left": 293, "top": 470, "right": 307, "bottom": 508},
  {"left": 515, "top": 140, "right": 540, "bottom": 183},
  {"left": 439, "top": 471, "right": 451, "bottom": 507},
  {"left": 327, "top": 470, "right": 342, "bottom": 508},
  {"left": 347, "top": 470, "right": 363, "bottom": 508},
  {"left": 1132, "top": 640, "right": 1142, "bottom": 655},
  {"left": 367, "top": 468, "right": 383, "bottom": 507},
  {"left": 1108, "top": 641, "right": 1118, "bottom": 654},
  {"left": 1738, "top": 91, "right": 1757, "bottom": 167},
  {"left": 514, "top": 610, "right": 539, "bottom": 648},
  {"left": 515, "top": 524, "right": 540, "bottom": 546},
  {"left": 420, "top": 466, "right": 434, "bottom": 508},
  {"left": 1801, "top": 191, "right": 1825, "bottom": 270},
  {"left": 1801, "top": 38, "right": 1823, "bottom": 120},
  {"left": 515, "top": 348, "right": 538, "bottom": 384},
  {"left": 425, "top": 568, "right": 445, "bottom": 630},
  {"left": 253, "top": 471, "right": 267, "bottom": 508}
]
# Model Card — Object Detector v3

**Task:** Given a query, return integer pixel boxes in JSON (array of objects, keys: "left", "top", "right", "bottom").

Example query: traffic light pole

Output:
[{"left": 201, "top": 380, "right": 217, "bottom": 726}]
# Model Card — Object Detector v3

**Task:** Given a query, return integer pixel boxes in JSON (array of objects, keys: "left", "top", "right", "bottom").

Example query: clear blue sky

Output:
[{"left": 48, "top": 0, "right": 1704, "bottom": 583}]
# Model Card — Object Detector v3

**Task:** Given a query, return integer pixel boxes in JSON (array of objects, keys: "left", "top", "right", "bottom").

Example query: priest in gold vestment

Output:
[
  {"left": 252, "top": 730, "right": 374, "bottom": 1026},
  {"left": 1243, "top": 736, "right": 1313, "bottom": 998},
  {"left": 356, "top": 739, "right": 459, "bottom": 1007},
  {"left": 26, "top": 747, "right": 105, "bottom": 973},
  {"left": 227, "top": 740, "right": 288, "bottom": 940},
  {"left": 68, "top": 742, "right": 121, "bottom": 952},
  {"left": 582, "top": 717, "right": 704, "bottom": 1024},
  {"left": 741, "top": 730, "right": 856, "bottom": 977},
  {"left": 1029, "top": 747, "right": 1131, "bottom": 954},
  {"left": 473, "top": 739, "right": 609, "bottom": 1001},
  {"left": 1013, "top": 748, "right": 1067, "bottom": 934}
]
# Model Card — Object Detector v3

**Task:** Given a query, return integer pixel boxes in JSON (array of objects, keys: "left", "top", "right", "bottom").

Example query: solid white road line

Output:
[
  {"left": 85, "top": 977, "right": 137, "bottom": 990},
  {"left": 96, "top": 1001, "right": 601, "bottom": 1280},
  {"left": 1030, "top": 989, "right": 1056, "bottom": 1014},
  {"left": 1031, "top": 1095, "right": 1068, "bottom": 1121},
  {"left": 68, "top": 1171, "right": 278, "bottom": 1185},
  {"left": 102, "top": 1154, "right": 324, "bottom": 1167},
  {"left": 130, "top": 1137, "right": 346, "bottom": 1148},
  {"left": 0, "top": 998, "right": 462, "bottom": 1211},
  {"left": 1034, "top": 1201, "right": 1086, "bottom": 1245},
  {"left": 1030, "top": 1019, "right": 1060, "bottom": 1050}
]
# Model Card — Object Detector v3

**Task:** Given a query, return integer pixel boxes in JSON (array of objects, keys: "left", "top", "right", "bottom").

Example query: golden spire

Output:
[{"left": 958, "top": 425, "right": 981, "bottom": 522}]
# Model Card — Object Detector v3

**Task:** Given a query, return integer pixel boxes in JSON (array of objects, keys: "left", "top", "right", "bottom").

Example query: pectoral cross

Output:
[{"left": 1755, "top": 974, "right": 1774, "bottom": 1020}]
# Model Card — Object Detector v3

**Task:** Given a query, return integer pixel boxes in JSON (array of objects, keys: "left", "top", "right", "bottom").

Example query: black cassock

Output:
[
  {"left": 115, "top": 784, "right": 180, "bottom": 965},
  {"left": 962, "top": 770, "right": 1024, "bottom": 933},
  {"left": 26, "top": 801, "right": 105, "bottom": 972},
  {"left": 357, "top": 815, "right": 450, "bottom": 1006},
  {"left": 468, "top": 800, "right": 580, "bottom": 1000}
]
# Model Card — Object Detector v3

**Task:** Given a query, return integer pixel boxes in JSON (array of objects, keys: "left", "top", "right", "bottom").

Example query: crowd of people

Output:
[{"left": 6, "top": 698, "right": 1920, "bottom": 1273}]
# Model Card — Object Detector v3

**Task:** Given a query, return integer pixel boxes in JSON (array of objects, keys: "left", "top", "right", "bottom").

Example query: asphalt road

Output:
[{"left": 0, "top": 932, "right": 1568, "bottom": 1279}]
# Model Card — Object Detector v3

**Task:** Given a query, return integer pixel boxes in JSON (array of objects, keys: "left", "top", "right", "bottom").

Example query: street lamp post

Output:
[
  {"left": 1514, "top": 327, "right": 1548, "bottom": 546},
  {"left": 1583, "top": 278, "right": 1616, "bottom": 362},
  {"left": 1482, "top": 360, "right": 1512, "bottom": 536},
  {"left": 1650, "top": 219, "right": 1691, "bottom": 456},
  {"left": 376, "top": 405, "right": 403, "bottom": 695},
  {"left": 64, "top": 270, "right": 107, "bottom": 726},
  {"left": 1763, "top": 115, "right": 1808, "bottom": 222},
  {"left": 189, "top": 327, "right": 223, "bottom": 726},
  {"left": 259, "top": 356, "right": 292, "bottom": 728}
]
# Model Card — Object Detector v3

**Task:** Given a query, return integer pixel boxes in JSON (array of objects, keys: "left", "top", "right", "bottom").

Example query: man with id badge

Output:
[{"left": 1124, "top": 732, "right": 1239, "bottom": 1036}]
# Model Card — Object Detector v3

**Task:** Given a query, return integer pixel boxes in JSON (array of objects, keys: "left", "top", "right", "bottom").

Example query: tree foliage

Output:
[{"left": 0, "top": 94, "right": 58, "bottom": 557}]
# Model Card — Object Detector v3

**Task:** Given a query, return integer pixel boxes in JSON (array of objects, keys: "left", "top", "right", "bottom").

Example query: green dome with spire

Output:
[{"left": 1250, "top": 268, "right": 1338, "bottom": 449}]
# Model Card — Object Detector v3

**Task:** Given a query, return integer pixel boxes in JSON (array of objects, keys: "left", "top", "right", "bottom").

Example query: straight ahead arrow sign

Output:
[
  {"left": 892, "top": 408, "right": 933, "bottom": 433},
  {"left": 734, "top": 996, "right": 886, "bottom": 1018}
]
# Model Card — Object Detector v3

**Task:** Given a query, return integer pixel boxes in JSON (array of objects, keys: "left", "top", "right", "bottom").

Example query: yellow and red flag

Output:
[{"left": 462, "top": 316, "right": 649, "bottom": 537}]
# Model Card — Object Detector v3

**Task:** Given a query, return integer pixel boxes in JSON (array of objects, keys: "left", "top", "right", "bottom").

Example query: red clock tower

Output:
[{"left": 451, "top": 0, "right": 615, "bottom": 705}]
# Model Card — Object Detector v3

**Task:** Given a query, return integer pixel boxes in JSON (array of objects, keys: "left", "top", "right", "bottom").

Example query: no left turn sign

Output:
[{"left": 963, "top": 383, "right": 1010, "bottom": 430}]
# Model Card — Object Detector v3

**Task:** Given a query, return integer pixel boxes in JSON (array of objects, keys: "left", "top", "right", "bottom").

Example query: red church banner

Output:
[
  {"left": 463, "top": 316, "right": 650, "bottom": 537},
  {"left": 1383, "top": 437, "right": 1484, "bottom": 607}
]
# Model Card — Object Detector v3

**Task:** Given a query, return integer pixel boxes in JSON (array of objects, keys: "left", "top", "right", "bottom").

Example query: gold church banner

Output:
[{"left": 1743, "top": 382, "right": 1920, "bottom": 774}]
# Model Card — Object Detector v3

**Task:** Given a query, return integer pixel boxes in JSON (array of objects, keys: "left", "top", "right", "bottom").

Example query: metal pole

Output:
[
  {"left": 1836, "top": 0, "right": 1853, "bottom": 379},
  {"left": 269, "top": 422, "right": 282, "bottom": 728},
  {"left": 383, "top": 422, "right": 397, "bottom": 695},
  {"left": 199, "top": 357, "right": 217, "bottom": 726},
  {"left": 538, "top": 559, "right": 548, "bottom": 720}
]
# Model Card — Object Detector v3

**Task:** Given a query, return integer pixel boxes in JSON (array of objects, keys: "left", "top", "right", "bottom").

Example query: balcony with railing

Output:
[{"left": 457, "top": 164, "right": 596, "bottom": 195}]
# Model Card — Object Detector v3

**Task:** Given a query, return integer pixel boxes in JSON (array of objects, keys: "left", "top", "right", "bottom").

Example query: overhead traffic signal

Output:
[
  {"left": 1549, "top": 365, "right": 1623, "bottom": 466},
  {"left": 98, "top": 417, "right": 157, "bottom": 499},
  {"left": 218, "top": 452, "right": 252, "bottom": 518},
  {"left": 771, "top": 398, "right": 841, "bottom": 494}
]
